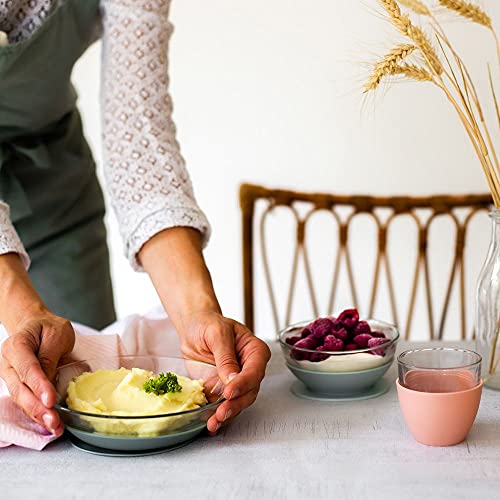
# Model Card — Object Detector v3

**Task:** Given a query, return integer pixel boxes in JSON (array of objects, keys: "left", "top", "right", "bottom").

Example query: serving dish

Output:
[
  {"left": 54, "top": 355, "right": 224, "bottom": 454},
  {"left": 279, "top": 317, "right": 399, "bottom": 399}
]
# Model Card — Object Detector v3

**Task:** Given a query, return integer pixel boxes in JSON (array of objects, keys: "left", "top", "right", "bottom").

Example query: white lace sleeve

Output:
[
  {"left": 100, "top": 0, "right": 211, "bottom": 272},
  {"left": 0, "top": 202, "right": 30, "bottom": 269}
]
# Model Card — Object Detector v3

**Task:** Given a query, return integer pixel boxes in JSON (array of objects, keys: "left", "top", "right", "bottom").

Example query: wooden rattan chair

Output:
[{"left": 240, "top": 183, "right": 492, "bottom": 340}]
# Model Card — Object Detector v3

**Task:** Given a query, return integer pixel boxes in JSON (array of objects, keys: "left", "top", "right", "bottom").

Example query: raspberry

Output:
[
  {"left": 308, "top": 317, "right": 334, "bottom": 339},
  {"left": 290, "top": 348, "right": 307, "bottom": 361},
  {"left": 331, "top": 327, "right": 348, "bottom": 341},
  {"left": 300, "top": 327, "right": 312, "bottom": 338},
  {"left": 310, "top": 353, "right": 329, "bottom": 362},
  {"left": 353, "top": 333, "right": 372, "bottom": 348},
  {"left": 336, "top": 308, "right": 360, "bottom": 331},
  {"left": 310, "top": 345, "right": 330, "bottom": 362},
  {"left": 345, "top": 343, "right": 359, "bottom": 351},
  {"left": 371, "top": 331, "right": 387, "bottom": 338},
  {"left": 368, "top": 337, "right": 388, "bottom": 347},
  {"left": 295, "top": 337, "right": 321, "bottom": 350},
  {"left": 367, "top": 337, "right": 388, "bottom": 356},
  {"left": 285, "top": 335, "right": 302, "bottom": 346},
  {"left": 323, "top": 335, "right": 344, "bottom": 351},
  {"left": 353, "top": 321, "right": 371, "bottom": 335}
]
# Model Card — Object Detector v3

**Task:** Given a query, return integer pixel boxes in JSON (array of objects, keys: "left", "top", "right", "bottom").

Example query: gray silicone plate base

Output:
[
  {"left": 65, "top": 422, "right": 206, "bottom": 452},
  {"left": 68, "top": 433, "right": 196, "bottom": 457},
  {"left": 290, "top": 377, "right": 391, "bottom": 401}
]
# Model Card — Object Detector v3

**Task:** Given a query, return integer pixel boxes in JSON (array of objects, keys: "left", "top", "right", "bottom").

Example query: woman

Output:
[{"left": 0, "top": 0, "right": 270, "bottom": 437}]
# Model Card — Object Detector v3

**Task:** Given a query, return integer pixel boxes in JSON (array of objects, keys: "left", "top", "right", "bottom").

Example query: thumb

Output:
[{"left": 208, "top": 324, "right": 241, "bottom": 385}]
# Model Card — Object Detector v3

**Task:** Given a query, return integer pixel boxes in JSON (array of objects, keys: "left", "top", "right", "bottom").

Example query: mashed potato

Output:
[{"left": 67, "top": 367, "right": 207, "bottom": 436}]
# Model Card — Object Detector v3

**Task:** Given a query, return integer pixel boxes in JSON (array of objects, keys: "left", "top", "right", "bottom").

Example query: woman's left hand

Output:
[
  {"left": 177, "top": 311, "right": 271, "bottom": 434},
  {"left": 139, "top": 227, "right": 271, "bottom": 434}
]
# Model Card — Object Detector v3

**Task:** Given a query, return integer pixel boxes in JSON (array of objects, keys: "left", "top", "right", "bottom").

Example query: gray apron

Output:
[{"left": 0, "top": 0, "right": 116, "bottom": 329}]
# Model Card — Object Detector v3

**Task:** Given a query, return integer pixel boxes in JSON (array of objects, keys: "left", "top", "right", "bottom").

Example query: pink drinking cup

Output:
[{"left": 397, "top": 348, "right": 483, "bottom": 447}]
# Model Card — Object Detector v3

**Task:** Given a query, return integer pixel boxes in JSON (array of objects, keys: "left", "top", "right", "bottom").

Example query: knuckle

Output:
[
  {"left": 8, "top": 382, "right": 21, "bottom": 402},
  {"left": 244, "top": 396, "right": 257, "bottom": 410},
  {"left": 25, "top": 400, "right": 45, "bottom": 422},
  {"left": 15, "top": 320, "right": 41, "bottom": 340},
  {"left": 18, "top": 361, "right": 37, "bottom": 383},
  {"left": 37, "top": 355, "right": 53, "bottom": 373},
  {"left": 43, "top": 319, "right": 75, "bottom": 352},
  {"left": 247, "top": 395, "right": 258, "bottom": 408},
  {"left": 12, "top": 333, "right": 36, "bottom": 352},
  {"left": 26, "top": 370, "right": 44, "bottom": 392},
  {"left": 206, "top": 324, "right": 223, "bottom": 342},
  {"left": 180, "top": 344, "right": 192, "bottom": 358},
  {"left": 1, "top": 338, "right": 12, "bottom": 357},
  {"left": 58, "top": 319, "right": 74, "bottom": 337},
  {"left": 217, "top": 352, "right": 238, "bottom": 368},
  {"left": 260, "top": 341, "right": 272, "bottom": 360}
]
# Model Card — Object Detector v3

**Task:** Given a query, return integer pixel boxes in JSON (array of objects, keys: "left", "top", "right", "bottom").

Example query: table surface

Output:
[{"left": 2, "top": 340, "right": 500, "bottom": 500}]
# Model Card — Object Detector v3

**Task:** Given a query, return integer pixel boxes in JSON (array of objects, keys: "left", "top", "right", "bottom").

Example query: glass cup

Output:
[
  {"left": 398, "top": 348, "right": 481, "bottom": 392},
  {"left": 396, "top": 348, "right": 483, "bottom": 446}
]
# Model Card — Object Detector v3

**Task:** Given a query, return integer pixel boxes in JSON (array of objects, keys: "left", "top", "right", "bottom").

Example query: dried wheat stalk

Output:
[{"left": 366, "top": 0, "right": 500, "bottom": 377}]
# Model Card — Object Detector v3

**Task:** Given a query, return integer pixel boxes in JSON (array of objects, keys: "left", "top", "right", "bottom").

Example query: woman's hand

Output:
[
  {"left": 177, "top": 311, "right": 271, "bottom": 434},
  {"left": 0, "top": 310, "right": 75, "bottom": 436},
  {"left": 139, "top": 227, "right": 272, "bottom": 434},
  {"left": 0, "top": 253, "right": 75, "bottom": 435}
]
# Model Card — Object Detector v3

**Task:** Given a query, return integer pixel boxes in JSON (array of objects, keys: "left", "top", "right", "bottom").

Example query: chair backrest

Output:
[{"left": 240, "top": 183, "right": 492, "bottom": 340}]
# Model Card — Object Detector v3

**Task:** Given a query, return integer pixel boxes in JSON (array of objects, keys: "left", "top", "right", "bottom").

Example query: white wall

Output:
[{"left": 72, "top": 0, "right": 498, "bottom": 340}]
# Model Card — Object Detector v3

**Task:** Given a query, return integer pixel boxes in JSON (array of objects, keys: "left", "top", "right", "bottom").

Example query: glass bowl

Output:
[
  {"left": 279, "top": 319, "right": 399, "bottom": 396},
  {"left": 54, "top": 355, "right": 224, "bottom": 451}
]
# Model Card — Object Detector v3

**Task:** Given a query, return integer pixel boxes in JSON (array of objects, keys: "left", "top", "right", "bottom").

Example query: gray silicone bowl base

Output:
[{"left": 290, "top": 377, "right": 391, "bottom": 401}]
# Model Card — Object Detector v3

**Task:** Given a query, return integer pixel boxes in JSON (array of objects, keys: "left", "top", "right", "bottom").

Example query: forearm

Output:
[
  {"left": 0, "top": 253, "right": 46, "bottom": 334},
  {"left": 138, "top": 227, "right": 221, "bottom": 331}
]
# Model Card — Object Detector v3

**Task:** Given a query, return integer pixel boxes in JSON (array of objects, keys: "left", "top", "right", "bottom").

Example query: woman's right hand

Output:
[{"left": 0, "top": 310, "right": 75, "bottom": 435}]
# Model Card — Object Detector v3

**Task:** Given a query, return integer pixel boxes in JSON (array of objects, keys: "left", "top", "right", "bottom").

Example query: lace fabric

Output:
[
  {"left": 0, "top": 203, "right": 30, "bottom": 268},
  {"left": 0, "top": 0, "right": 53, "bottom": 44},
  {"left": 0, "top": 0, "right": 210, "bottom": 271}
]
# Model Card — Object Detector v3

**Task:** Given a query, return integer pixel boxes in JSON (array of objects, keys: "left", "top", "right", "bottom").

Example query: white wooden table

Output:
[{"left": 2, "top": 341, "right": 500, "bottom": 500}]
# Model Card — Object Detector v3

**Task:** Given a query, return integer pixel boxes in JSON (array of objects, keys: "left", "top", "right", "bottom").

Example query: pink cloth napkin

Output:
[{"left": 0, "top": 306, "right": 182, "bottom": 451}]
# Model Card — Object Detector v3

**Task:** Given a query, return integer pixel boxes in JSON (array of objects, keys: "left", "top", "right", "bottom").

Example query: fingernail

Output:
[
  {"left": 228, "top": 388, "right": 240, "bottom": 400},
  {"left": 42, "top": 413, "right": 54, "bottom": 431},
  {"left": 214, "top": 422, "right": 221, "bottom": 432},
  {"left": 226, "top": 372, "right": 238, "bottom": 384},
  {"left": 209, "top": 380, "right": 225, "bottom": 395},
  {"left": 224, "top": 409, "right": 233, "bottom": 421},
  {"left": 41, "top": 392, "right": 50, "bottom": 407}
]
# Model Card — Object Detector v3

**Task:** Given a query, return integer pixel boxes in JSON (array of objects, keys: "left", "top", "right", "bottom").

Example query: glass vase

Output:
[{"left": 476, "top": 208, "right": 500, "bottom": 389}]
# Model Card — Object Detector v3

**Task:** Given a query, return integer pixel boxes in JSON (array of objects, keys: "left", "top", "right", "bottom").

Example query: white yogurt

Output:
[{"left": 297, "top": 352, "right": 390, "bottom": 372}]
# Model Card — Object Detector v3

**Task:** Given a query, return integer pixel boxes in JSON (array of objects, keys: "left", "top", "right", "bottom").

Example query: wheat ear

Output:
[
  {"left": 378, "top": 0, "right": 412, "bottom": 32},
  {"left": 378, "top": 0, "right": 443, "bottom": 75},
  {"left": 390, "top": 64, "right": 434, "bottom": 82},
  {"left": 407, "top": 25, "right": 444, "bottom": 74},
  {"left": 438, "top": 0, "right": 491, "bottom": 28},
  {"left": 365, "top": 44, "right": 417, "bottom": 91},
  {"left": 438, "top": 0, "right": 499, "bottom": 67},
  {"left": 398, "top": 0, "right": 430, "bottom": 16}
]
